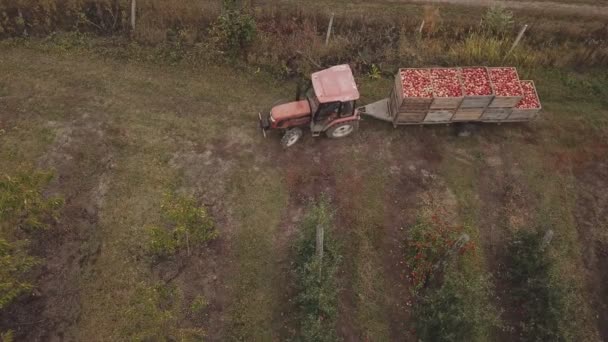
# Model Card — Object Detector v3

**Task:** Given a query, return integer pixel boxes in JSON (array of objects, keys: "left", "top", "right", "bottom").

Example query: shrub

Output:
[
  {"left": 405, "top": 215, "right": 498, "bottom": 341},
  {"left": 293, "top": 196, "right": 341, "bottom": 342},
  {"left": 208, "top": 1, "right": 256, "bottom": 58},
  {"left": 505, "top": 230, "right": 566, "bottom": 341},
  {"left": 482, "top": 6, "right": 514, "bottom": 37},
  {"left": 404, "top": 215, "right": 475, "bottom": 294},
  {"left": 0, "top": 170, "right": 62, "bottom": 308},
  {"left": 414, "top": 267, "right": 498, "bottom": 342},
  {"left": 0, "top": 330, "right": 14, "bottom": 342},
  {"left": 146, "top": 192, "right": 218, "bottom": 258},
  {"left": 0, "top": 239, "right": 38, "bottom": 308},
  {"left": 122, "top": 282, "right": 196, "bottom": 340},
  {"left": 0, "top": 171, "right": 63, "bottom": 232},
  {"left": 190, "top": 294, "right": 208, "bottom": 315}
]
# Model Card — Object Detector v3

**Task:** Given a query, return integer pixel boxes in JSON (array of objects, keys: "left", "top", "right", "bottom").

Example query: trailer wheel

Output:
[
  {"left": 326, "top": 122, "right": 357, "bottom": 139},
  {"left": 281, "top": 128, "right": 303, "bottom": 148}
]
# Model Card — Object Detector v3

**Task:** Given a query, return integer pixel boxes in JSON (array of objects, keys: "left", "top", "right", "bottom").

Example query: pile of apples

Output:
[
  {"left": 401, "top": 69, "right": 433, "bottom": 98},
  {"left": 489, "top": 67, "right": 523, "bottom": 97},
  {"left": 516, "top": 81, "right": 541, "bottom": 109},
  {"left": 431, "top": 68, "right": 463, "bottom": 97},
  {"left": 462, "top": 67, "right": 493, "bottom": 96}
]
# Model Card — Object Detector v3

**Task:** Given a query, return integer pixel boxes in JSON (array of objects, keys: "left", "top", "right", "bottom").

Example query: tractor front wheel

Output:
[
  {"left": 281, "top": 128, "right": 303, "bottom": 148},
  {"left": 326, "top": 121, "right": 357, "bottom": 139}
]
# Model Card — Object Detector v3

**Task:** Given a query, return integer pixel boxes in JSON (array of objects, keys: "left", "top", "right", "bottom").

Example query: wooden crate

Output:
[
  {"left": 429, "top": 68, "right": 464, "bottom": 109},
  {"left": 460, "top": 67, "right": 495, "bottom": 108},
  {"left": 481, "top": 108, "right": 512, "bottom": 121},
  {"left": 395, "top": 111, "right": 427, "bottom": 123},
  {"left": 488, "top": 67, "right": 523, "bottom": 108},
  {"left": 424, "top": 110, "right": 455, "bottom": 123},
  {"left": 453, "top": 107, "right": 484, "bottom": 121},
  {"left": 394, "top": 69, "right": 433, "bottom": 111},
  {"left": 508, "top": 80, "right": 541, "bottom": 121}
]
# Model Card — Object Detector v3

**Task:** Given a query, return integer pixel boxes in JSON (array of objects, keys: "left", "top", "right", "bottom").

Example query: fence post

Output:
[
  {"left": 325, "top": 13, "right": 335, "bottom": 46},
  {"left": 131, "top": 0, "right": 137, "bottom": 32},
  {"left": 504, "top": 24, "right": 528, "bottom": 61},
  {"left": 316, "top": 224, "right": 324, "bottom": 260},
  {"left": 540, "top": 230, "right": 554, "bottom": 251}
]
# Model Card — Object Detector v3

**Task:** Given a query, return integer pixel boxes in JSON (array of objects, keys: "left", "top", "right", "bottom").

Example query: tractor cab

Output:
[{"left": 259, "top": 64, "right": 361, "bottom": 148}]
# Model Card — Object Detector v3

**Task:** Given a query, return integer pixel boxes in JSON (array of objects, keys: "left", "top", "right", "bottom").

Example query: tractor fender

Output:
[{"left": 324, "top": 115, "right": 360, "bottom": 131}]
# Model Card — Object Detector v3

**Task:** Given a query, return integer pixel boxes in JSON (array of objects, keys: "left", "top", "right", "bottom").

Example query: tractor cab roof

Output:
[{"left": 311, "top": 64, "right": 360, "bottom": 103}]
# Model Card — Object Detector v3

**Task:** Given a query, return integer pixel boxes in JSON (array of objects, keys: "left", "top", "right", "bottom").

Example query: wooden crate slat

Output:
[
  {"left": 482, "top": 108, "right": 512, "bottom": 121},
  {"left": 453, "top": 107, "right": 484, "bottom": 121},
  {"left": 509, "top": 108, "right": 540, "bottom": 120},
  {"left": 396, "top": 112, "right": 426, "bottom": 123},
  {"left": 488, "top": 96, "right": 522, "bottom": 108},
  {"left": 430, "top": 97, "right": 463, "bottom": 109},
  {"left": 461, "top": 95, "right": 494, "bottom": 108},
  {"left": 424, "top": 110, "right": 455, "bottom": 122}
]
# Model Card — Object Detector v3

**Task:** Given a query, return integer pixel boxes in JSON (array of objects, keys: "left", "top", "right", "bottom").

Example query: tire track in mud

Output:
[{"left": 571, "top": 145, "right": 608, "bottom": 341}]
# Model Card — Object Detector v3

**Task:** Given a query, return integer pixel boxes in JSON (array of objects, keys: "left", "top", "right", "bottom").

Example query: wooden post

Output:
[
  {"left": 131, "top": 0, "right": 137, "bottom": 32},
  {"left": 316, "top": 224, "right": 324, "bottom": 260},
  {"left": 316, "top": 224, "right": 324, "bottom": 277},
  {"left": 325, "top": 13, "right": 335, "bottom": 46},
  {"left": 504, "top": 24, "right": 528, "bottom": 60},
  {"left": 432, "top": 234, "right": 470, "bottom": 272},
  {"left": 541, "top": 230, "right": 554, "bottom": 251}
]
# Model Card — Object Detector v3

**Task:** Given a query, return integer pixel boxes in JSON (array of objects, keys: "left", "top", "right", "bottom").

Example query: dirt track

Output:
[{"left": 399, "top": 0, "right": 608, "bottom": 17}]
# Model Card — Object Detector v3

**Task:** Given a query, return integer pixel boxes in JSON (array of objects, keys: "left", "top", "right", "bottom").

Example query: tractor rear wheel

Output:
[
  {"left": 326, "top": 121, "right": 357, "bottom": 139},
  {"left": 281, "top": 128, "right": 303, "bottom": 148}
]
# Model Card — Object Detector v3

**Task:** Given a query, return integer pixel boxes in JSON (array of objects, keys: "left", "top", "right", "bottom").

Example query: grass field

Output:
[{"left": 0, "top": 20, "right": 607, "bottom": 342}]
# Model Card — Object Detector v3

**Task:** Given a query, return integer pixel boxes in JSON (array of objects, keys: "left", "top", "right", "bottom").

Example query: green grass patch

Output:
[
  {"left": 333, "top": 150, "right": 392, "bottom": 339},
  {"left": 225, "top": 163, "right": 287, "bottom": 340}
]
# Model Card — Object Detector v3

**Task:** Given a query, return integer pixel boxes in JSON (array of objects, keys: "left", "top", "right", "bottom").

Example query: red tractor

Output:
[{"left": 259, "top": 64, "right": 360, "bottom": 148}]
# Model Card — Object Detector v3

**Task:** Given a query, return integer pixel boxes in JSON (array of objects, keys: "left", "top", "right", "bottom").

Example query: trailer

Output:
[{"left": 359, "top": 66, "right": 540, "bottom": 126}]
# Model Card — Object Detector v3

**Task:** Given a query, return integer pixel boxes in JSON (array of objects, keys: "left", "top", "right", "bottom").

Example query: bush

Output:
[
  {"left": 208, "top": 1, "right": 256, "bottom": 58},
  {"left": 190, "top": 294, "right": 208, "bottom": 315},
  {"left": 121, "top": 282, "right": 204, "bottom": 340},
  {"left": 293, "top": 197, "right": 341, "bottom": 342},
  {"left": 0, "top": 171, "right": 63, "bottom": 232},
  {"left": 404, "top": 215, "right": 475, "bottom": 294},
  {"left": 505, "top": 230, "right": 566, "bottom": 341},
  {"left": 405, "top": 215, "right": 498, "bottom": 341},
  {"left": 0, "top": 170, "right": 62, "bottom": 308},
  {"left": 482, "top": 6, "right": 514, "bottom": 37},
  {"left": 146, "top": 192, "right": 218, "bottom": 258},
  {"left": 0, "top": 239, "right": 38, "bottom": 308},
  {"left": 414, "top": 268, "right": 498, "bottom": 342}
]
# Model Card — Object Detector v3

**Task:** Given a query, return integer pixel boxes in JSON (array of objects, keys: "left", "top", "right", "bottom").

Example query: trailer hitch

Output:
[{"left": 258, "top": 112, "right": 268, "bottom": 138}]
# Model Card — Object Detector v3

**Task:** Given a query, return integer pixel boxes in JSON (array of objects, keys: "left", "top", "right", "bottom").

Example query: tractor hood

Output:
[{"left": 271, "top": 100, "right": 311, "bottom": 121}]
